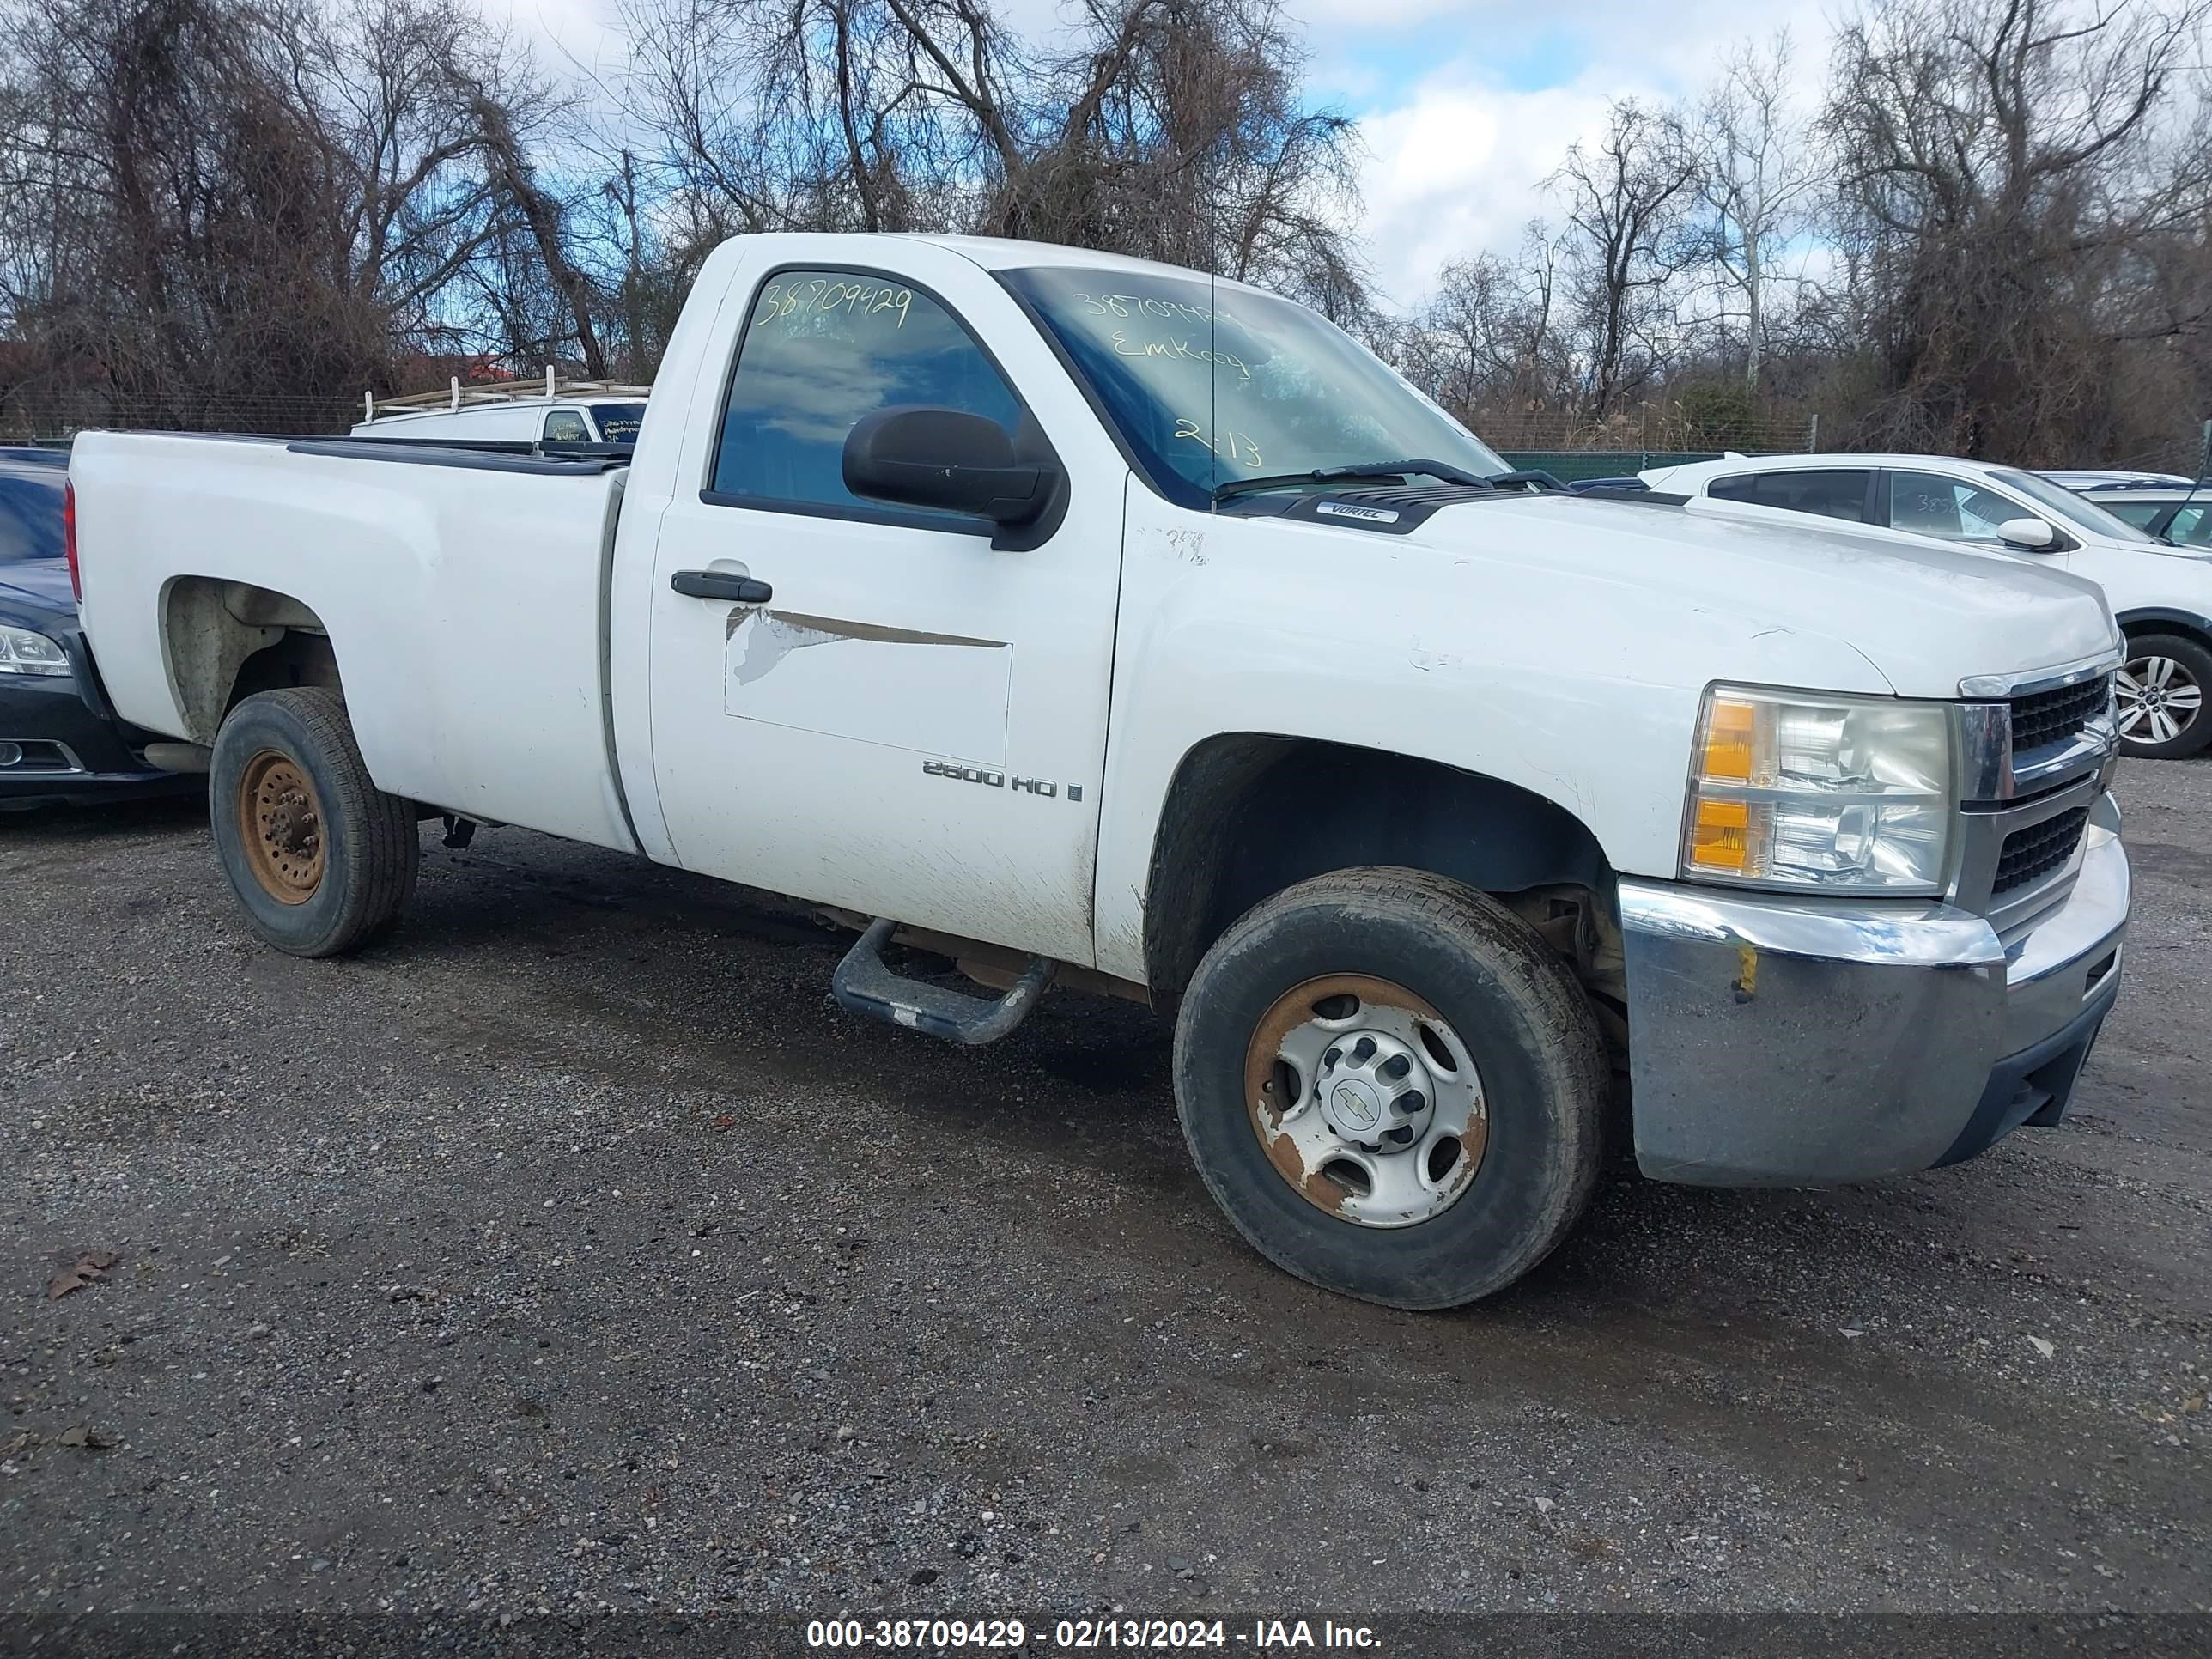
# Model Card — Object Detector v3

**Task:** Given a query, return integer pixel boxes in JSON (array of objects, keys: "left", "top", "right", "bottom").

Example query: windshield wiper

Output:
[
  {"left": 1211, "top": 459, "right": 1492, "bottom": 501},
  {"left": 1484, "top": 467, "right": 1571, "bottom": 493}
]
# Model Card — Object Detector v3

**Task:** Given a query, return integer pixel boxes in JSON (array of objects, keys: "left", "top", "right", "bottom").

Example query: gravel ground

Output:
[{"left": 2, "top": 757, "right": 2206, "bottom": 1636}]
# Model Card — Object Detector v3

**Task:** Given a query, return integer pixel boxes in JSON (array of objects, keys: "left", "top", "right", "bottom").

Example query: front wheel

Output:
[
  {"left": 2116, "top": 633, "right": 2212, "bottom": 759},
  {"left": 209, "top": 687, "right": 420, "bottom": 957},
  {"left": 1171, "top": 867, "right": 1606, "bottom": 1309}
]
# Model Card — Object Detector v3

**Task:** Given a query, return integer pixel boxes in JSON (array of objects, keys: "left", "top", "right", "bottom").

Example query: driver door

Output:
[{"left": 642, "top": 261, "right": 1121, "bottom": 966}]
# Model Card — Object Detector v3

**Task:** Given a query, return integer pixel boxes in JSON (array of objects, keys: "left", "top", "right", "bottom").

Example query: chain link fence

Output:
[
  {"left": 1472, "top": 410, "right": 1821, "bottom": 455},
  {"left": 1498, "top": 450, "right": 1712, "bottom": 483},
  {"left": 0, "top": 392, "right": 364, "bottom": 445},
  {"left": 2109, "top": 423, "right": 2212, "bottom": 483}
]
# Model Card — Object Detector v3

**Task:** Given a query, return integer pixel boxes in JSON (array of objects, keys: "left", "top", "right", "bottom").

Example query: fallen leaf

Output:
[
  {"left": 2027, "top": 1336, "right": 2057, "bottom": 1360},
  {"left": 46, "top": 1250, "right": 123, "bottom": 1300}
]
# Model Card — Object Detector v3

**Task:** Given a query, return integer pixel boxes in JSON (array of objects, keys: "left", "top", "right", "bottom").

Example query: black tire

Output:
[
  {"left": 1171, "top": 867, "right": 1606, "bottom": 1310},
  {"left": 208, "top": 687, "right": 419, "bottom": 957},
  {"left": 2117, "top": 633, "right": 2212, "bottom": 759}
]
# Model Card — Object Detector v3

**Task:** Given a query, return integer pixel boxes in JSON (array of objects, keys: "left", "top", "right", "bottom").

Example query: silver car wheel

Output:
[
  {"left": 2118, "top": 654, "right": 2203, "bottom": 745},
  {"left": 1244, "top": 975, "right": 1488, "bottom": 1229}
]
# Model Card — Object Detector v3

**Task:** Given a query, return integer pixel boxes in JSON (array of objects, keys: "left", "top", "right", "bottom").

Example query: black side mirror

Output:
[{"left": 842, "top": 407, "right": 1060, "bottom": 528}]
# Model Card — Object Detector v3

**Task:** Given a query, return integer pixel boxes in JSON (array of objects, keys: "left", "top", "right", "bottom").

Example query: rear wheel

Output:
[
  {"left": 1172, "top": 867, "right": 1606, "bottom": 1309},
  {"left": 2115, "top": 633, "right": 2212, "bottom": 759},
  {"left": 209, "top": 688, "right": 419, "bottom": 957}
]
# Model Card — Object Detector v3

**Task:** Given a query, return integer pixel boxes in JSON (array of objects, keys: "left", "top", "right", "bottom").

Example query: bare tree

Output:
[
  {"left": 0, "top": 0, "right": 569, "bottom": 428},
  {"left": 1000, "top": 0, "right": 1364, "bottom": 313},
  {"left": 1685, "top": 32, "right": 1823, "bottom": 392},
  {"left": 1551, "top": 100, "right": 1698, "bottom": 419},
  {"left": 471, "top": 91, "right": 606, "bottom": 377},
  {"left": 614, "top": 0, "right": 1033, "bottom": 241},
  {"left": 1825, "top": 0, "right": 2212, "bottom": 459},
  {"left": 1401, "top": 225, "right": 1572, "bottom": 429},
  {"left": 613, "top": 0, "right": 1368, "bottom": 315}
]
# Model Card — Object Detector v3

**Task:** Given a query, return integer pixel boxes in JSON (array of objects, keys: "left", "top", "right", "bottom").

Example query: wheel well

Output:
[
  {"left": 1142, "top": 735, "right": 1618, "bottom": 1005},
  {"left": 2119, "top": 614, "right": 2212, "bottom": 654},
  {"left": 162, "top": 578, "right": 343, "bottom": 744}
]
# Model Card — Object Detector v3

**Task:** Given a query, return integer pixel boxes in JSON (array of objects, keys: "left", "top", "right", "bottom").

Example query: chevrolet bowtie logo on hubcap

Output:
[{"left": 1331, "top": 1080, "right": 1381, "bottom": 1131}]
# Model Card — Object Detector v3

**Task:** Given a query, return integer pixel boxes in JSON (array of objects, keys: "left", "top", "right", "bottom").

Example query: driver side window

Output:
[{"left": 710, "top": 269, "right": 1025, "bottom": 520}]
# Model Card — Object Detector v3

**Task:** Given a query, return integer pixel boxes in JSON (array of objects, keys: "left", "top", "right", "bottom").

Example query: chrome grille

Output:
[
  {"left": 1992, "top": 807, "right": 2090, "bottom": 896},
  {"left": 2011, "top": 674, "right": 2112, "bottom": 753}
]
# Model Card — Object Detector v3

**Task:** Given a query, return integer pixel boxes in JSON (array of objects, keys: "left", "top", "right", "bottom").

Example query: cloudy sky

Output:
[{"left": 476, "top": 0, "right": 1836, "bottom": 306}]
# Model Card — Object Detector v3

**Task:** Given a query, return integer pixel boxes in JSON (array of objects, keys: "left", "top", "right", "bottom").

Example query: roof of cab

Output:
[{"left": 903, "top": 233, "right": 1280, "bottom": 295}]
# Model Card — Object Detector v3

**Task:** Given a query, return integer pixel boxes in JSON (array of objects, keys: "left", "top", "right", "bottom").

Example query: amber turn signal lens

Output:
[
  {"left": 1701, "top": 696, "right": 1759, "bottom": 782},
  {"left": 1689, "top": 798, "right": 1754, "bottom": 872}
]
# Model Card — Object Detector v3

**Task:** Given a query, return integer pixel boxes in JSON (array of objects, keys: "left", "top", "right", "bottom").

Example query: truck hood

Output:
[{"left": 1401, "top": 494, "right": 2118, "bottom": 696}]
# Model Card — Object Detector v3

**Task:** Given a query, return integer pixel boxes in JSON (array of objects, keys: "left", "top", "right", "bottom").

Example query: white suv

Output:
[{"left": 1644, "top": 453, "right": 2212, "bottom": 758}]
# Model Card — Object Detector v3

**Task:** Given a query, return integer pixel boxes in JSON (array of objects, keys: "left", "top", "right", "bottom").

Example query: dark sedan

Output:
[{"left": 1, "top": 447, "right": 194, "bottom": 809}]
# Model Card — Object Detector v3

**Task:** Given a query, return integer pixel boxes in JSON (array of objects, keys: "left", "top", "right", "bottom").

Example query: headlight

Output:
[
  {"left": 1682, "top": 685, "right": 1954, "bottom": 893},
  {"left": 0, "top": 623, "right": 70, "bottom": 677}
]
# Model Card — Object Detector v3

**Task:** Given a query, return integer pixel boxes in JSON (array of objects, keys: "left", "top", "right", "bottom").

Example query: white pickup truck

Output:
[{"left": 70, "top": 233, "right": 2131, "bottom": 1309}]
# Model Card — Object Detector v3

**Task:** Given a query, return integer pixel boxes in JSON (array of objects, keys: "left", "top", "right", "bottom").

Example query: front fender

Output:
[{"left": 1089, "top": 485, "right": 1893, "bottom": 984}]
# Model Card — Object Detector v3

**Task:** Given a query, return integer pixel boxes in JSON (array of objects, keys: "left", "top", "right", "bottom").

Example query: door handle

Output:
[{"left": 672, "top": 569, "right": 773, "bottom": 604}]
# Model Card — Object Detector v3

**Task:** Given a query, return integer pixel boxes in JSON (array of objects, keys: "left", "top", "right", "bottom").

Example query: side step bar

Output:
[{"left": 831, "top": 918, "right": 1059, "bottom": 1046}]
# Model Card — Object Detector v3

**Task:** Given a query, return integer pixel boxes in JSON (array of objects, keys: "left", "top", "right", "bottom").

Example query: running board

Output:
[{"left": 831, "top": 917, "right": 1058, "bottom": 1046}]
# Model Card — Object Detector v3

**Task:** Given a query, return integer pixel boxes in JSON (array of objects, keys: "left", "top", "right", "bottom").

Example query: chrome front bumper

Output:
[{"left": 1617, "top": 793, "right": 2128, "bottom": 1186}]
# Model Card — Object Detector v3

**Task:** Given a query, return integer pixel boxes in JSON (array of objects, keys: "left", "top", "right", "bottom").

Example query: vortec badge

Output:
[{"left": 1316, "top": 501, "right": 1401, "bottom": 524}]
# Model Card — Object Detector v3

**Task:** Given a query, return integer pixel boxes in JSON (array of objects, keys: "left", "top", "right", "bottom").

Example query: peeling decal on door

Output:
[{"left": 722, "top": 608, "right": 1013, "bottom": 764}]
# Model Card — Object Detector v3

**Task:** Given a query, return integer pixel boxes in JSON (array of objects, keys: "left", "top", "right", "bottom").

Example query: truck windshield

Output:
[{"left": 1001, "top": 266, "right": 1506, "bottom": 508}]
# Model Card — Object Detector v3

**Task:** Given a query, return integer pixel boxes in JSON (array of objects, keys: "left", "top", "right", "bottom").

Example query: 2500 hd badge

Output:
[{"left": 921, "top": 758, "right": 1085, "bottom": 801}]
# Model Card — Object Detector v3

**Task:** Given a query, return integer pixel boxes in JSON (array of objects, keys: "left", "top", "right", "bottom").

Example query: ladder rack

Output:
[{"left": 362, "top": 367, "right": 652, "bottom": 424}]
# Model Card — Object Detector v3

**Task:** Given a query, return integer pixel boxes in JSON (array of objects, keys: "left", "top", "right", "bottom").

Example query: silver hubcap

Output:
[
  {"left": 1245, "top": 975, "right": 1488, "bottom": 1229},
  {"left": 2117, "top": 655, "right": 2203, "bottom": 746}
]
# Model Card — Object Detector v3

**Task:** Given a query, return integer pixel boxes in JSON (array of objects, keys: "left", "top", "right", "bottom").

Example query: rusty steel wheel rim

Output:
[
  {"left": 1243, "top": 974, "right": 1489, "bottom": 1229},
  {"left": 237, "top": 750, "right": 326, "bottom": 905}
]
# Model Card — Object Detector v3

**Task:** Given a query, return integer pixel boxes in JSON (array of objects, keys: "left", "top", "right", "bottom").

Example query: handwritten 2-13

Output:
[{"left": 1174, "top": 420, "right": 1261, "bottom": 469}]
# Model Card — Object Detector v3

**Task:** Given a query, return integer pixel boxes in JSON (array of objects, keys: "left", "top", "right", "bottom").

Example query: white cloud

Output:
[
  {"left": 1308, "top": 0, "right": 1836, "bottom": 304},
  {"left": 1355, "top": 79, "right": 1612, "bottom": 308},
  {"left": 477, "top": 0, "right": 630, "bottom": 84}
]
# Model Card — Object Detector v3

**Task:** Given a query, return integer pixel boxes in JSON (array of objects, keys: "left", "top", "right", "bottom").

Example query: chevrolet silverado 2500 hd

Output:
[{"left": 70, "top": 234, "right": 2131, "bottom": 1309}]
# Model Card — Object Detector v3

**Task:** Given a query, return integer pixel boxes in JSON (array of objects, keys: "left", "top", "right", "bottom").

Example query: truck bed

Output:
[{"left": 72, "top": 433, "right": 640, "bottom": 854}]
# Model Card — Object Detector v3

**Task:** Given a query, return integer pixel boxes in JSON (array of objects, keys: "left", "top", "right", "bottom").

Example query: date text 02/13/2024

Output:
[{"left": 804, "top": 1618, "right": 1383, "bottom": 1650}]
